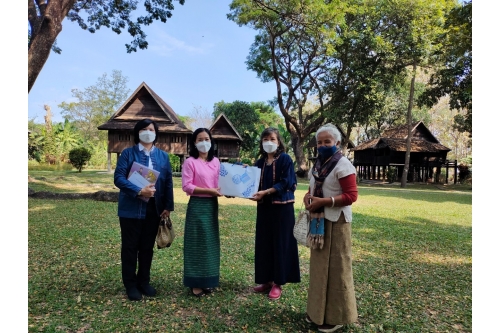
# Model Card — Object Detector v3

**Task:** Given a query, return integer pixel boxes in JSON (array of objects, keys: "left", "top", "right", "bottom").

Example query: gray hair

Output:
[{"left": 315, "top": 123, "right": 342, "bottom": 144}]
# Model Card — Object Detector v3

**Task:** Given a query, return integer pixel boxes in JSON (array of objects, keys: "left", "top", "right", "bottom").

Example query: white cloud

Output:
[{"left": 149, "top": 31, "right": 212, "bottom": 57}]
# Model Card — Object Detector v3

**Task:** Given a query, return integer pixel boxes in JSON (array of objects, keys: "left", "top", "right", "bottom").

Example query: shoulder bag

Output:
[
  {"left": 294, "top": 205, "right": 310, "bottom": 247},
  {"left": 156, "top": 216, "right": 175, "bottom": 249}
]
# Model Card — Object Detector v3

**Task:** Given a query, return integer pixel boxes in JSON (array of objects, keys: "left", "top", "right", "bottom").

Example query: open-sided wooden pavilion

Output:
[
  {"left": 97, "top": 82, "right": 192, "bottom": 171},
  {"left": 208, "top": 113, "right": 243, "bottom": 161},
  {"left": 351, "top": 121, "right": 455, "bottom": 183}
]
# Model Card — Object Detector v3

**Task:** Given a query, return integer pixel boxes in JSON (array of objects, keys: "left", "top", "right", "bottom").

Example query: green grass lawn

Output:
[{"left": 28, "top": 170, "right": 472, "bottom": 332}]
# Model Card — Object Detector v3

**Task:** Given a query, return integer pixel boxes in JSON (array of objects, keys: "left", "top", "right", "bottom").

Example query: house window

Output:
[
  {"left": 159, "top": 135, "right": 168, "bottom": 143},
  {"left": 118, "top": 133, "right": 131, "bottom": 141},
  {"left": 173, "top": 136, "right": 182, "bottom": 143}
]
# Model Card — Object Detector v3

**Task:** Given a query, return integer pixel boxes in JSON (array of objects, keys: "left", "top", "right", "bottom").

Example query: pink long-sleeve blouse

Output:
[{"left": 181, "top": 156, "right": 220, "bottom": 197}]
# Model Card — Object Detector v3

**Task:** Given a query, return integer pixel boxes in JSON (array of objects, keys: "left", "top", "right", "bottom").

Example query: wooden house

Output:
[
  {"left": 208, "top": 113, "right": 242, "bottom": 161},
  {"left": 351, "top": 121, "right": 453, "bottom": 183},
  {"left": 97, "top": 82, "right": 192, "bottom": 171}
]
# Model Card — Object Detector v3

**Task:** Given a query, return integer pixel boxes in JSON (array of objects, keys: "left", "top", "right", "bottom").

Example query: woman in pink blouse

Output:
[{"left": 181, "top": 128, "right": 222, "bottom": 297}]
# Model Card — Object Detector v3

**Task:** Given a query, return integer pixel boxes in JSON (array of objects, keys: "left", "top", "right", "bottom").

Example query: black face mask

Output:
[{"left": 317, "top": 145, "right": 337, "bottom": 159}]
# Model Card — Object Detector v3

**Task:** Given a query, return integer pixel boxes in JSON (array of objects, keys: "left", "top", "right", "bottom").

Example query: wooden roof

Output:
[
  {"left": 381, "top": 121, "right": 440, "bottom": 143},
  {"left": 209, "top": 113, "right": 243, "bottom": 141},
  {"left": 307, "top": 125, "right": 355, "bottom": 149},
  {"left": 352, "top": 137, "right": 450, "bottom": 152},
  {"left": 97, "top": 82, "right": 191, "bottom": 133},
  {"left": 352, "top": 121, "right": 450, "bottom": 152}
]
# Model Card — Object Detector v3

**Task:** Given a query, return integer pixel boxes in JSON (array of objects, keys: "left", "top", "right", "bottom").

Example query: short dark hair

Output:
[
  {"left": 189, "top": 128, "right": 215, "bottom": 161},
  {"left": 258, "top": 127, "right": 285, "bottom": 159},
  {"left": 133, "top": 119, "right": 159, "bottom": 145}
]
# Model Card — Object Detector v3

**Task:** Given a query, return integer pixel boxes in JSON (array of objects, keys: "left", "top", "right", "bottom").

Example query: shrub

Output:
[
  {"left": 169, "top": 154, "right": 181, "bottom": 172},
  {"left": 387, "top": 166, "right": 397, "bottom": 183},
  {"left": 227, "top": 157, "right": 254, "bottom": 165},
  {"left": 69, "top": 147, "right": 92, "bottom": 172}
]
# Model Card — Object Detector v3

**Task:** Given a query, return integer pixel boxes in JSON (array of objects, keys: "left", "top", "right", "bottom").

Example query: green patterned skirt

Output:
[{"left": 183, "top": 196, "right": 220, "bottom": 288}]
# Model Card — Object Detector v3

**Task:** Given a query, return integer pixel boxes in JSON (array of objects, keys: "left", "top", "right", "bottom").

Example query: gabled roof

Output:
[
  {"left": 97, "top": 82, "right": 191, "bottom": 133},
  {"left": 382, "top": 121, "right": 440, "bottom": 143},
  {"left": 352, "top": 121, "right": 450, "bottom": 152},
  {"left": 351, "top": 137, "right": 450, "bottom": 152},
  {"left": 209, "top": 113, "right": 243, "bottom": 141}
]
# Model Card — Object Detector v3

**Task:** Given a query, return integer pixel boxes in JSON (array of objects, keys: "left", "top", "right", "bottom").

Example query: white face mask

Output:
[
  {"left": 196, "top": 141, "right": 211, "bottom": 153},
  {"left": 262, "top": 141, "right": 278, "bottom": 153},
  {"left": 139, "top": 130, "right": 156, "bottom": 143}
]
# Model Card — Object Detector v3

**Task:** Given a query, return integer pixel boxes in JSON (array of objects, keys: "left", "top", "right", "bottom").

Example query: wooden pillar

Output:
[
  {"left": 454, "top": 160, "right": 458, "bottom": 184},
  {"left": 445, "top": 162, "right": 449, "bottom": 184},
  {"left": 435, "top": 166, "right": 441, "bottom": 183},
  {"left": 383, "top": 166, "right": 386, "bottom": 181},
  {"left": 107, "top": 153, "right": 112, "bottom": 172}
]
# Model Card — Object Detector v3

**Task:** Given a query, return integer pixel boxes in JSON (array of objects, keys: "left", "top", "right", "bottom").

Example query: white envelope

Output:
[{"left": 218, "top": 163, "right": 261, "bottom": 199}]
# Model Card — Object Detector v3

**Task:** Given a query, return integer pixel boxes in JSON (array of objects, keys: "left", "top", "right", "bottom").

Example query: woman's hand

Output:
[
  {"left": 250, "top": 190, "right": 267, "bottom": 202},
  {"left": 209, "top": 187, "right": 223, "bottom": 197},
  {"left": 160, "top": 210, "right": 170, "bottom": 219},
  {"left": 141, "top": 184, "right": 156, "bottom": 198},
  {"left": 303, "top": 192, "right": 311, "bottom": 206},
  {"left": 305, "top": 194, "right": 330, "bottom": 212}
]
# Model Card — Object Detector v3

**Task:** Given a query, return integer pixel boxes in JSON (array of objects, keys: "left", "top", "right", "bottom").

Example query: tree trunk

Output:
[
  {"left": 290, "top": 134, "right": 308, "bottom": 178},
  {"left": 401, "top": 62, "right": 417, "bottom": 188},
  {"left": 28, "top": 0, "right": 75, "bottom": 92}
]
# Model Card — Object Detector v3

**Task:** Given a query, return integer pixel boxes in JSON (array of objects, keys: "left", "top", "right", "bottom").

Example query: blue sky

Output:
[{"left": 28, "top": 0, "right": 277, "bottom": 124}]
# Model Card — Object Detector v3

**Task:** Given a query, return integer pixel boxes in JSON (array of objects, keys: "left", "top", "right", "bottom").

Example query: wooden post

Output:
[
  {"left": 454, "top": 160, "right": 458, "bottom": 184},
  {"left": 107, "top": 153, "right": 111, "bottom": 172},
  {"left": 445, "top": 161, "right": 449, "bottom": 184}
]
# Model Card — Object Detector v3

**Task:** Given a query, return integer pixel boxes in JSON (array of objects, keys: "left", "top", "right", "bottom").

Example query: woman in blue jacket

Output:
[
  {"left": 250, "top": 127, "right": 300, "bottom": 300},
  {"left": 114, "top": 119, "right": 174, "bottom": 301}
]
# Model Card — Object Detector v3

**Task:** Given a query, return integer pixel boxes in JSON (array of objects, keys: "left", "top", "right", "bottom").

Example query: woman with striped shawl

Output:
[{"left": 303, "top": 124, "right": 358, "bottom": 333}]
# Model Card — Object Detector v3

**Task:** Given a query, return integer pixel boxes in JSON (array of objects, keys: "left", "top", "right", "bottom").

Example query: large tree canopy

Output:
[
  {"left": 28, "top": 0, "right": 185, "bottom": 92},
  {"left": 229, "top": 0, "right": 345, "bottom": 175},
  {"left": 419, "top": 0, "right": 472, "bottom": 136}
]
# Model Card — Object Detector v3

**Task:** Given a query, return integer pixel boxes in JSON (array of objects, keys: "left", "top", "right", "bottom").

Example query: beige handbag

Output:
[
  {"left": 293, "top": 209, "right": 310, "bottom": 247},
  {"left": 156, "top": 216, "right": 175, "bottom": 249}
]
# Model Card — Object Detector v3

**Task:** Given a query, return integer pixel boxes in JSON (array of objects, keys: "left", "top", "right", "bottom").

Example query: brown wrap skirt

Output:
[{"left": 306, "top": 212, "right": 358, "bottom": 325}]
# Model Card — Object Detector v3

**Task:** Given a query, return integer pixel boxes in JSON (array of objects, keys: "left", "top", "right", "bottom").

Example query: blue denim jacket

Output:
[
  {"left": 114, "top": 145, "right": 174, "bottom": 219},
  {"left": 255, "top": 153, "right": 297, "bottom": 204}
]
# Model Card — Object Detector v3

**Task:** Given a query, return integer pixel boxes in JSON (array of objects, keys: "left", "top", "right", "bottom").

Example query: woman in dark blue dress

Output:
[{"left": 250, "top": 127, "right": 300, "bottom": 300}]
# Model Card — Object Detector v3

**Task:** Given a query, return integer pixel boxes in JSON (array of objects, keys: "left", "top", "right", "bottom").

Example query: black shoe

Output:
[
  {"left": 202, "top": 288, "right": 214, "bottom": 294},
  {"left": 138, "top": 284, "right": 157, "bottom": 297},
  {"left": 126, "top": 287, "right": 142, "bottom": 301}
]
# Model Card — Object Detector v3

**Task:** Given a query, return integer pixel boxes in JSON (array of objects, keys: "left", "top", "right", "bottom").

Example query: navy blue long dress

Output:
[{"left": 254, "top": 153, "right": 301, "bottom": 286}]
